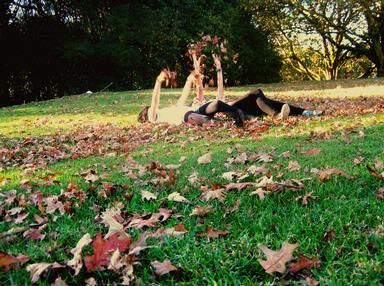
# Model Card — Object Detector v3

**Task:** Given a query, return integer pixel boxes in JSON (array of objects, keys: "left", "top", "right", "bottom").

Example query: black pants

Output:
[{"left": 231, "top": 89, "right": 304, "bottom": 116}]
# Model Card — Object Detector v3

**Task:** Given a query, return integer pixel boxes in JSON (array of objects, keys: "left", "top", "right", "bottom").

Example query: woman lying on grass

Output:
[{"left": 138, "top": 54, "right": 322, "bottom": 126}]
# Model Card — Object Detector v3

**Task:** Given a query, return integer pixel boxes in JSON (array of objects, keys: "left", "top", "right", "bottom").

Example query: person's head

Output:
[{"left": 138, "top": 106, "right": 150, "bottom": 123}]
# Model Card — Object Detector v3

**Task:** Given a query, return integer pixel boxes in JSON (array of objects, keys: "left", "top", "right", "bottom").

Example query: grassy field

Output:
[{"left": 1, "top": 79, "right": 384, "bottom": 285}]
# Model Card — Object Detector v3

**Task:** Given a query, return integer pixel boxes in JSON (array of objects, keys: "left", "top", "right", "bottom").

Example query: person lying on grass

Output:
[{"left": 138, "top": 55, "right": 322, "bottom": 126}]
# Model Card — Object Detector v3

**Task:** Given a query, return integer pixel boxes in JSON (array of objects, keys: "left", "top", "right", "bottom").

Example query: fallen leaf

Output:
[
  {"left": 353, "top": 156, "right": 364, "bottom": 165},
  {"left": 258, "top": 241, "right": 299, "bottom": 275},
  {"left": 197, "top": 152, "right": 212, "bottom": 164},
  {"left": 141, "top": 190, "right": 157, "bottom": 201},
  {"left": 299, "top": 148, "right": 321, "bottom": 156},
  {"left": 151, "top": 260, "right": 178, "bottom": 276},
  {"left": 252, "top": 152, "right": 274, "bottom": 162},
  {"left": 312, "top": 168, "right": 353, "bottom": 181},
  {"left": 167, "top": 192, "right": 190, "bottom": 203},
  {"left": 26, "top": 262, "right": 64, "bottom": 284},
  {"left": 101, "top": 207, "right": 127, "bottom": 238},
  {"left": 0, "top": 252, "right": 29, "bottom": 272},
  {"left": 376, "top": 188, "right": 384, "bottom": 200},
  {"left": 323, "top": 229, "right": 336, "bottom": 241},
  {"left": 247, "top": 165, "right": 270, "bottom": 176},
  {"left": 366, "top": 164, "right": 384, "bottom": 179},
  {"left": 287, "top": 253, "right": 321, "bottom": 274},
  {"left": 152, "top": 223, "right": 188, "bottom": 238},
  {"left": 226, "top": 199, "right": 240, "bottom": 214},
  {"left": 85, "top": 277, "right": 97, "bottom": 286},
  {"left": 288, "top": 161, "right": 301, "bottom": 171},
  {"left": 250, "top": 188, "right": 268, "bottom": 200},
  {"left": 301, "top": 277, "right": 320, "bottom": 286},
  {"left": 200, "top": 187, "right": 226, "bottom": 202},
  {"left": 52, "top": 276, "right": 68, "bottom": 286},
  {"left": 190, "top": 205, "right": 213, "bottom": 217},
  {"left": 296, "top": 192, "right": 317, "bottom": 205},
  {"left": 197, "top": 226, "right": 230, "bottom": 238},
  {"left": 225, "top": 182, "right": 258, "bottom": 191},
  {"left": 67, "top": 233, "right": 92, "bottom": 275}
]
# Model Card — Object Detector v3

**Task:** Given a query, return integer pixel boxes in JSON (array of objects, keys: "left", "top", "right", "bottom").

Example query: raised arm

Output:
[
  {"left": 148, "top": 69, "right": 169, "bottom": 122},
  {"left": 176, "top": 71, "right": 196, "bottom": 106},
  {"left": 212, "top": 53, "right": 225, "bottom": 102},
  {"left": 191, "top": 53, "right": 205, "bottom": 104}
]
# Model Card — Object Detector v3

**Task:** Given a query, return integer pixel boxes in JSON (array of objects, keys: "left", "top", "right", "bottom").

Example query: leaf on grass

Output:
[
  {"left": 129, "top": 232, "right": 152, "bottom": 255},
  {"left": 376, "top": 188, "right": 384, "bottom": 200},
  {"left": 67, "top": 233, "right": 92, "bottom": 275},
  {"left": 141, "top": 190, "right": 157, "bottom": 201},
  {"left": 84, "top": 233, "right": 131, "bottom": 272},
  {"left": 52, "top": 276, "right": 68, "bottom": 286},
  {"left": 323, "top": 229, "right": 336, "bottom": 241},
  {"left": 226, "top": 182, "right": 258, "bottom": 191},
  {"left": 353, "top": 156, "right": 364, "bottom": 165},
  {"left": 151, "top": 260, "right": 178, "bottom": 276},
  {"left": 26, "top": 262, "right": 64, "bottom": 284},
  {"left": 296, "top": 192, "right": 317, "bottom": 205},
  {"left": 252, "top": 152, "right": 274, "bottom": 162},
  {"left": 301, "top": 277, "right": 320, "bottom": 286},
  {"left": 152, "top": 223, "right": 188, "bottom": 238},
  {"left": 197, "top": 226, "right": 230, "bottom": 238},
  {"left": 287, "top": 161, "right": 301, "bottom": 172},
  {"left": 45, "top": 196, "right": 65, "bottom": 215},
  {"left": 250, "top": 188, "right": 268, "bottom": 200},
  {"left": 167, "top": 192, "right": 190, "bottom": 203},
  {"left": 23, "top": 228, "right": 46, "bottom": 241},
  {"left": 85, "top": 277, "right": 97, "bottom": 286},
  {"left": 299, "top": 148, "right": 321, "bottom": 156},
  {"left": 226, "top": 199, "right": 240, "bottom": 214},
  {"left": 101, "top": 208, "right": 127, "bottom": 238},
  {"left": 366, "top": 165, "right": 384, "bottom": 179},
  {"left": 312, "top": 168, "right": 353, "bottom": 181},
  {"left": 0, "top": 252, "right": 29, "bottom": 272},
  {"left": 190, "top": 205, "right": 213, "bottom": 217},
  {"left": 258, "top": 241, "right": 299, "bottom": 275},
  {"left": 287, "top": 253, "right": 321, "bottom": 274},
  {"left": 197, "top": 152, "right": 212, "bottom": 164},
  {"left": 200, "top": 187, "right": 226, "bottom": 202},
  {"left": 247, "top": 165, "right": 270, "bottom": 176}
]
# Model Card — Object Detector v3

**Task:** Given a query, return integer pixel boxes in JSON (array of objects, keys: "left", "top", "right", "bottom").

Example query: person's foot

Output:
[
  {"left": 277, "top": 104, "right": 290, "bottom": 120},
  {"left": 302, "top": 110, "right": 324, "bottom": 116}
]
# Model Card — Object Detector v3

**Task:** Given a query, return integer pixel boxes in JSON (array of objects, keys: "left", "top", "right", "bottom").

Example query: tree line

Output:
[{"left": 1, "top": 1, "right": 383, "bottom": 107}]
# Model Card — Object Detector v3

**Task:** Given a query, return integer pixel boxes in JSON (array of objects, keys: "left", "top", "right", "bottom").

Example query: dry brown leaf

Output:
[
  {"left": 299, "top": 148, "right": 321, "bottom": 156},
  {"left": 296, "top": 192, "right": 317, "bottom": 205},
  {"left": 67, "top": 233, "right": 92, "bottom": 275},
  {"left": 323, "top": 229, "right": 336, "bottom": 241},
  {"left": 287, "top": 253, "right": 321, "bottom": 274},
  {"left": 152, "top": 223, "right": 188, "bottom": 238},
  {"left": 26, "top": 262, "right": 63, "bottom": 284},
  {"left": 108, "top": 249, "right": 123, "bottom": 271},
  {"left": 101, "top": 208, "right": 127, "bottom": 238},
  {"left": 190, "top": 205, "right": 213, "bottom": 217},
  {"left": 200, "top": 188, "right": 226, "bottom": 202},
  {"left": 312, "top": 168, "right": 353, "bottom": 181},
  {"left": 85, "top": 277, "right": 97, "bottom": 286},
  {"left": 225, "top": 182, "right": 258, "bottom": 191},
  {"left": 197, "top": 226, "right": 230, "bottom": 238},
  {"left": 247, "top": 165, "right": 270, "bottom": 176},
  {"left": 258, "top": 241, "right": 298, "bottom": 275},
  {"left": 252, "top": 152, "right": 274, "bottom": 162},
  {"left": 288, "top": 161, "right": 301, "bottom": 171},
  {"left": 301, "top": 277, "right": 320, "bottom": 286},
  {"left": 353, "top": 156, "right": 364, "bottom": 165},
  {"left": 151, "top": 260, "right": 178, "bottom": 276},
  {"left": 376, "top": 188, "right": 384, "bottom": 200},
  {"left": 52, "top": 276, "right": 68, "bottom": 286},
  {"left": 197, "top": 152, "right": 212, "bottom": 164},
  {"left": 250, "top": 188, "right": 268, "bottom": 200},
  {"left": 366, "top": 165, "right": 384, "bottom": 179},
  {"left": 141, "top": 190, "right": 157, "bottom": 201},
  {"left": 167, "top": 192, "right": 190, "bottom": 203}
]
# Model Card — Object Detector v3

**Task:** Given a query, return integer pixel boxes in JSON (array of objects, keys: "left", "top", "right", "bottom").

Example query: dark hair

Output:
[{"left": 138, "top": 106, "right": 150, "bottom": 123}]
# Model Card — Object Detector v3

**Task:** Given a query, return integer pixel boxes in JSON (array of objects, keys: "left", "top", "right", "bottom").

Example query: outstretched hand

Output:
[
  {"left": 157, "top": 69, "right": 177, "bottom": 87},
  {"left": 212, "top": 53, "right": 222, "bottom": 70}
]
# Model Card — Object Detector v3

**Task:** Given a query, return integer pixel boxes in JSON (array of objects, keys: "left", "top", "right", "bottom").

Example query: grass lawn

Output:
[{"left": 1, "top": 79, "right": 383, "bottom": 285}]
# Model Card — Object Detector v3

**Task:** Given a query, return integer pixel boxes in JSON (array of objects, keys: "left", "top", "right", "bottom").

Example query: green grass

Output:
[{"left": 1, "top": 79, "right": 384, "bottom": 285}]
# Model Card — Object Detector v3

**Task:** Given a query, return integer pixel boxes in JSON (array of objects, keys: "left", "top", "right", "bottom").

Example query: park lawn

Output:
[{"left": 0, "top": 79, "right": 384, "bottom": 285}]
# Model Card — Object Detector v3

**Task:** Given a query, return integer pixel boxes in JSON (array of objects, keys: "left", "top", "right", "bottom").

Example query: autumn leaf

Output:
[
  {"left": 152, "top": 223, "right": 188, "bottom": 238},
  {"left": 287, "top": 161, "right": 301, "bottom": 171},
  {"left": 67, "top": 233, "right": 92, "bottom": 275},
  {"left": 200, "top": 187, "right": 226, "bottom": 202},
  {"left": 312, "top": 168, "right": 353, "bottom": 181},
  {"left": 376, "top": 188, "right": 384, "bottom": 200},
  {"left": 141, "top": 190, "right": 157, "bottom": 201},
  {"left": 323, "top": 229, "right": 336, "bottom": 241},
  {"left": 84, "top": 233, "right": 131, "bottom": 272},
  {"left": 190, "top": 205, "right": 213, "bottom": 217},
  {"left": 0, "top": 252, "right": 29, "bottom": 272},
  {"left": 167, "top": 192, "right": 190, "bottom": 203},
  {"left": 299, "top": 148, "right": 321, "bottom": 156},
  {"left": 225, "top": 182, "right": 258, "bottom": 191},
  {"left": 296, "top": 192, "right": 317, "bottom": 205},
  {"left": 101, "top": 207, "right": 127, "bottom": 238},
  {"left": 197, "top": 226, "right": 230, "bottom": 238},
  {"left": 366, "top": 164, "right": 384, "bottom": 179},
  {"left": 151, "top": 260, "right": 178, "bottom": 276},
  {"left": 287, "top": 253, "right": 321, "bottom": 274},
  {"left": 52, "top": 276, "right": 68, "bottom": 286},
  {"left": 197, "top": 152, "right": 212, "bottom": 164},
  {"left": 250, "top": 188, "right": 268, "bottom": 200},
  {"left": 258, "top": 241, "right": 299, "bottom": 275},
  {"left": 26, "top": 262, "right": 64, "bottom": 283}
]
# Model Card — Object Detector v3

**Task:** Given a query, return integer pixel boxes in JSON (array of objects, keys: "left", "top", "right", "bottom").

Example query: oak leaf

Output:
[
  {"left": 200, "top": 188, "right": 226, "bottom": 202},
  {"left": 141, "top": 190, "right": 157, "bottom": 201},
  {"left": 197, "top": 152, "right": 212, "bottom": 164},
  {"left": 26, "top": 262, "right": 64, "bottom": 283},
  {"left": 258, "top": 241, "right": 298, "bottom": 274},
  {"left": 0, "top": 252, "right": 29, "bottom": 272},
  {"left": 250, "top": 188, "right": 268, "bottom": 200},
  {"left": 197, "top": 226, "right": 230, "bottom": 238},
  {"left": 287, "top": 161, "right": 301, "bottom": 172},
  {"left": 167, "top": 192, "right": 190, "bottom": 203},
  {"left": 287, "top": 253, "right": 321, "bottom": 274},
  {"left": 67, "top": 233, "right": 92, "bottom": 275},
  {"left": 190, "top": 205, "right": 213, "bottom": 217},
  {"left": 152, "top": 223, "right": 188, "bottom": 238},
  {"left": 299, "top": 148, "right": 321, "bottom": 156},
  {"left": 151, "top": 260, "right": 178, "bottom": 276},
  {"left": 101, "top": 207, "right": 127, "bottom": 238},
  {"left": 312, "top": 168, "right": 353, "bottom": 181}
]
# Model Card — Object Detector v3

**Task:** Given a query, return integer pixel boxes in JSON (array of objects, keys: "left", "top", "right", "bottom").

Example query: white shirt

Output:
[{"left": 155, "top": 106, "right": 194, "bottom": 125}]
